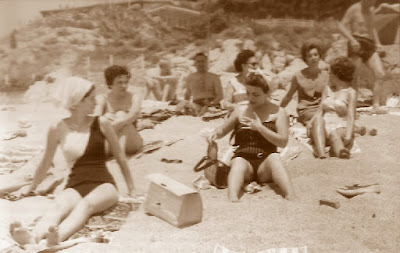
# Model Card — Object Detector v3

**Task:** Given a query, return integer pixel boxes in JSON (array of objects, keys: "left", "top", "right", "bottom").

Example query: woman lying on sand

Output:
[
  {"left": 10, "top": 76, "right": 135, "bottom": 246},
  {"left": 98, "top": 65, "right": 143, "bottom": 155},
  {"left": 280, "top": 40, "right": 329, "bottom": 158},
  {"left": 321, "top": 57, "right": 357, "bottom": 159},
  {"left": 220, "top": 50, "right": 256, "bottom": 111},
  {"left": 208, "top": 73, "right": 296, "bottom": 202}
]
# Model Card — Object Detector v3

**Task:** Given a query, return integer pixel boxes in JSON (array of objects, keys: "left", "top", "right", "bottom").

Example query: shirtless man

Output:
[
  {"left": 145, "top": 59, "right": 178, "bottom": 102},
  {"left": 338, "top": 0, "right": 386, "bottom": 114},
  {"left": 98, "top": 65, "right": 143, "bottom": 155},
  {"left": 181, "top": 53, "right": 223, "bottom": 116}
]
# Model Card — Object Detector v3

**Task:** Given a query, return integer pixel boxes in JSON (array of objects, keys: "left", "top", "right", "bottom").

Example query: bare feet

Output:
[
  {"left": 45, "top": 226, "right": 59, "bottom": 247},
  {"left": 339, "top": 148, "right": 350, "bottom": 159},
  {"left": 10, "top": 221, "right": 35, "bottom": 245},
  {"left": 313, "top": 151, "right": 327, "bottom": 159},
  {"left": 285, "top": 193, "right": 298, "bottom": 201},
  {"left": 228, "top": 193, "right": 239, "bottom": 203}
]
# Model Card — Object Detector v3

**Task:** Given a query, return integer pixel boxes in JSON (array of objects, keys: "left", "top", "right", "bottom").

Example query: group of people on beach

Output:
[{"left": 10, "top": 0, "right": 389, "bottom": 248}]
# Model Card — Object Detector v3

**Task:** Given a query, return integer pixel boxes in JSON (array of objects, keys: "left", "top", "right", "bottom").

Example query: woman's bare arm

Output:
[
  {"left": 280, "top": 75, "right": 298, "bottom": 108},
  {"left": 345, "top": 88, "right": 357, "bottom": 140},
  {"left": 30, "top": 122, "right": 61, "bottom": 191},
  {"left": 214, "top": 106, "right": 242, "bottom": 139},
  {"left": 99, "top": 117, "right": 135, "bottom": 194},
  {"left": 256, "top": 107, "right": 289, "bottom": 148},
  {"left": 112, "top": 93, "right": 142, "bottom": 129}
]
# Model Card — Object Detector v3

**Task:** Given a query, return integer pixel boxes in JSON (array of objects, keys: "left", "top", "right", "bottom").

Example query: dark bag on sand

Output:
[{"left": 193, "top": 140, "right": 230, "bottom": 189}]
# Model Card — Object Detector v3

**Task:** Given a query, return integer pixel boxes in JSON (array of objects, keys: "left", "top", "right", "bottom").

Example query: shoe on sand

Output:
[{"left": 336, "top": 183, "right": 380, "bottom": 198}]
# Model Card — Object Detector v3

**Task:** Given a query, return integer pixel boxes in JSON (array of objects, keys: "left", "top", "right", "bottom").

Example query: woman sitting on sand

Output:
[
  {"left": 321, "top": 57, "right": 357, "bottom": 159},
  {"left": 280, "top": 40, "right": 329, "bottom": 158},
  {"left": 98, "top": 65, "right": 143, "bottom": 155},
  {"left": 220, "top": 50, "right": 257, "bottom": 111},
  {"left": 208, "top": 73, "right": 296, "bottom": 202},
  {"left": 10, "top": 76, "right": 135, "bottom": 246}
]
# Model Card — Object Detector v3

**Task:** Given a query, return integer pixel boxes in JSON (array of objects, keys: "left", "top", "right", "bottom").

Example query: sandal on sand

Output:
[
  {"left": 160, "top": 158, "right": 182, "bottom": 164},
  {"left": 336, "top": 183, "right": 380, "bottom": 198}
]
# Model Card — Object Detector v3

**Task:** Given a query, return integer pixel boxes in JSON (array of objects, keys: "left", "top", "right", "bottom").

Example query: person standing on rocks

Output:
[{"left": 338, "top": 0, "right": 387, "bottom": 114}]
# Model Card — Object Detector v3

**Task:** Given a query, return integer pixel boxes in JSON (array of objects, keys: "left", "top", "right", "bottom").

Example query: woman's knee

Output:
[
  {"left": 230, "top": 157, "right": 250, "bottom": 174},
  {"left": 265, "top": 153, "right": 284, "bottom": 170}
]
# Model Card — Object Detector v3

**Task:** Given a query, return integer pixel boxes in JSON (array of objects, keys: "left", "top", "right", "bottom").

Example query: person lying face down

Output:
[
  {"left": 99, "top": 65, "right": 143, "bottom": 156},
  {"left": 207, "top": 73, "right": 297, "bottom": 202},
  {"left": 181, "top": 53, "right": 224, "bottom": 116},
  {"left": 10, "top": 76, "right": 135, "bottom": 247}
]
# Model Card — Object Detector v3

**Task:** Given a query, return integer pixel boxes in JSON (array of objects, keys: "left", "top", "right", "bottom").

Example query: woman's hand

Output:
[
  {"left": 350, "top": 39, "right": 361, "bottom": 52},
  {"left": 240, "top": 113, "right": 263, "bottom": 131}
]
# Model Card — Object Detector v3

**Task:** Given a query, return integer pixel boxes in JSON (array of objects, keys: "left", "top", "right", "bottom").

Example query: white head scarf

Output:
[{"left": 52, "top": 76, "right": 94, "bottom": 117}]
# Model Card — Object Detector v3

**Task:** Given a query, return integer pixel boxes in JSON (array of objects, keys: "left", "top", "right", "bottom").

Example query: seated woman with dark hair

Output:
[
  {"left": 98, "top": 65, "right": 143, "bottom": 155},
  {"left": 220, "top": 49, "right": 257, "bottom": 111},
  {"left": 208, "top": 73, "right": 297, "bottom": 202},
  {"left": 280, "top": 40, "right": 329, "bottom": 158},
  {"left": 322, "top": 57, "right": 358, "bottom": 159}
]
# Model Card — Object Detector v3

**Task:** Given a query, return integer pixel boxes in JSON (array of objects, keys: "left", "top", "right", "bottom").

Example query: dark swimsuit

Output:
[
  {"left": 232, "top": 121, "right": 277, "bottom": 180},
  {"left": 65, "top": 118, "right": 116, "bottom": 197}
]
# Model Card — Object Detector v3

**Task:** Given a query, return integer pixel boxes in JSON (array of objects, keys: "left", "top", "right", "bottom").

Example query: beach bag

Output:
[{"left": 193, "top": 140, "right": 230, "bottom": 189}]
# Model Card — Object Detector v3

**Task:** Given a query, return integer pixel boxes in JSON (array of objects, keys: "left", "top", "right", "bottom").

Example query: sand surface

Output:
[{"left": 1, "top": 101, "right": 400, "bottom": 253}]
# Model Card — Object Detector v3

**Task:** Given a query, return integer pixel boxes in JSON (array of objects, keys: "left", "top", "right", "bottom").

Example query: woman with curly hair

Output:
[
  {"left": 220, "top": 50, "right": 258, "bottom": 111},
  {"left": 322, "top": 57, "right": 357, "bottom": 159},
  {"left": 280, "top": 40, "right": 329, "bottom": 158}
]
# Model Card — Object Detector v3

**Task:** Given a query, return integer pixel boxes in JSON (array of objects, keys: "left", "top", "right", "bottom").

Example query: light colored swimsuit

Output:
[{"left": 322, "top": 87, "right": 350, "bottom": 135}]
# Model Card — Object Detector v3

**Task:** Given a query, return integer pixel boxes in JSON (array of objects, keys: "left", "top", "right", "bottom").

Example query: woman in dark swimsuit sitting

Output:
[{"left": 209, "top": 73, "right": 297, "bottom": 202}]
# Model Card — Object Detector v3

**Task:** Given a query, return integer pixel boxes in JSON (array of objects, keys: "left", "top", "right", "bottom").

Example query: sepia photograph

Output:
[{"left": 0, "top": 0, "right": 399, "bottom": 252}]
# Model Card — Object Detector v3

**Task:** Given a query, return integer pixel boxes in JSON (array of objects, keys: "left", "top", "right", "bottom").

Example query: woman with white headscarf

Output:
[{"left": 10, "top": 76, "right": 135, "bottom": 246}]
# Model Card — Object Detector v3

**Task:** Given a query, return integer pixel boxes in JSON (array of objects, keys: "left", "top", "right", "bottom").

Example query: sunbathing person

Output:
[
  {"left": 98, "top": 65, "right": 143, "bottom": 155},
  {"left": 10, "top": 76, "right": 135, "bottom": 246},
  {"left": 280, "top": 40, "right": 329, "bottom": 158},
  {"left": 144, "top": 59, "right": 178, "bottom": 102},
  {"left": 220, "top": 50, "right": 256, "bottom": 111},
  {"left": 209, "top": 73, "right": 296, "bottom": 202},
  {"left": 338, "top": 0, "right": 387, "bottom": 114},
  {"left": 180, "top": 52, "right": 223, "bottom": 116},
  {"left": 322, "top": 57, "right": 358, "bottom": 159}
]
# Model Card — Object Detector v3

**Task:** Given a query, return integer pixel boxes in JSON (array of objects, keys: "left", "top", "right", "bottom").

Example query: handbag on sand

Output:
[{"left": 193, "top": 140, "right": 230, "bottom": 189}]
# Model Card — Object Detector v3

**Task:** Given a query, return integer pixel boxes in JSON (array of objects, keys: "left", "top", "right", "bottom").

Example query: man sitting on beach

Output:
[
  {"left": 179, "top": 53, "right": 223, "bottom": 116},
  {"left": 338, "top": 0, "right": 387, "bottom": 114},
  {"left": 144, "top": 59, "right": 178, "bottom": 102}
]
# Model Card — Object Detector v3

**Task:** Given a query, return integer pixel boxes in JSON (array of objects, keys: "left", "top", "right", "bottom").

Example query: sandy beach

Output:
[{"left": 1, "top": 98, "right": 400, "bottom": 253}]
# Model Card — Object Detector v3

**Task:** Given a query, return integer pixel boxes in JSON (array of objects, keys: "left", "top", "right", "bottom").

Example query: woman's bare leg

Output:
[
  {"left": 55, "top": 183, "right": 118, "bottom": 243},
  {"left": 10, "top": 188, "right": 82, "bottom": 245},
  {"left": 328, "top": 130, "right": 349, "bottom": 159},
  {"left": 112, "top": 111, "right": 143, "bottom": 155},
  {"left": 310, "top": 115, "right": 327, "bottom": 159},
  {"left": 258, "top": 153, "right": 297, "bottom": 200},
  {"left": 228, "top": 157, "right": 253, "bottom": 202}
]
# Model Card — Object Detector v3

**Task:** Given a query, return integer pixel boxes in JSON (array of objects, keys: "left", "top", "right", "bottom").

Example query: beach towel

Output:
[
  {"left": 2, "top": 196, "right": 144, "bottom": 253},
  {"left": 289, "top": 123, "right": 361, "bottom": 156}
]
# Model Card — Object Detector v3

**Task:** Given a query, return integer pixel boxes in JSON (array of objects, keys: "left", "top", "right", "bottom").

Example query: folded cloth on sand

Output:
[
  {"left": 0, "top": 130, "right": 27, "bottom": 141},
  {"left": 337, "top": 183, "right": 380, "bottom": 198},
  {"left": 70, "top": 196, "right": 143, "bottom": 240}
]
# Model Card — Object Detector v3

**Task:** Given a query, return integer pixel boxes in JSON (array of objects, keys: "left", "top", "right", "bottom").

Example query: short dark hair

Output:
[
  {"left": 330, "top": 57, "right": 355, "bottom": 82},
  {"left": 301, "top": 39, "right": 322, "bottom": 62},
  {"left": 234, "top": 50, "right": 255, "bottom": 72},
  {"left": 104, "top": 65, "right": 130, "bottom": 88},
  {"left": 245, "top": 73, "right": 269, "bottom": 94},
  {"left": 193, "top": 52, "right": 207, "bottom": 60}
]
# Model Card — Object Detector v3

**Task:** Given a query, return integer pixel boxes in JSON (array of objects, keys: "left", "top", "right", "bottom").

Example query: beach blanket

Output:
[
  {"left": 290, "top": 123, "right": 361, "bottom": 156},
  {"left": 1, "top": 196, "right": 143, "bottom": 253},
  {"left": 0, "top": 145, "right": 43, "bottom": 175}
]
